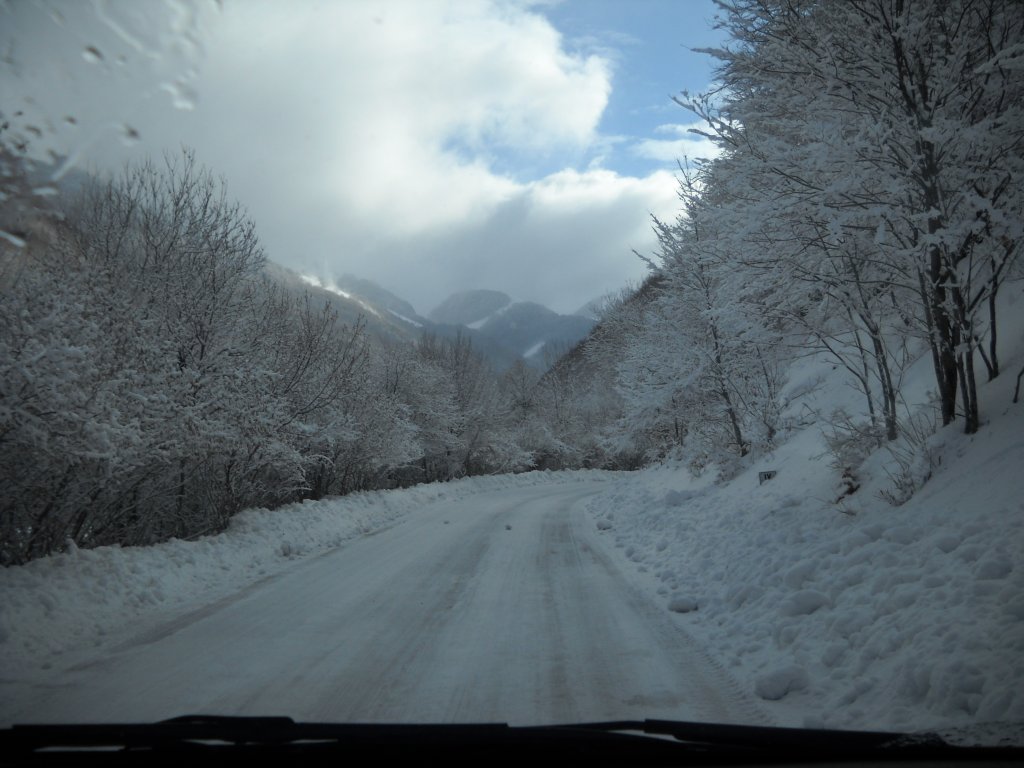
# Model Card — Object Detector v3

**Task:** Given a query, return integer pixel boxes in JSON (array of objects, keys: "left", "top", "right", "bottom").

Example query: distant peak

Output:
[{"left": 428, "top": 289, "right": 512, "bottom": 326}]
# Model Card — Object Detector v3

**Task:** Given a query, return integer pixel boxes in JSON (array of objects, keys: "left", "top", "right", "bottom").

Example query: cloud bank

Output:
[{"left": 4, "top": 0, "right": 714, "bottom": 315}]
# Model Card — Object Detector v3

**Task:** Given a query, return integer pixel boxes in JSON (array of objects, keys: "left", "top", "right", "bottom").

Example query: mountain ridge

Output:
[{"left": 271, "top": 269, "right": 596, "bottom": 371}]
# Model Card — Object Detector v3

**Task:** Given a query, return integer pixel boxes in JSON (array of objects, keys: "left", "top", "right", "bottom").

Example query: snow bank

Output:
[
  {"left": 0, "top": 470, "right": 608, "bottom": 676},
  {"left": 584, "top": 356, "right": 1024, "bottom": 735}
]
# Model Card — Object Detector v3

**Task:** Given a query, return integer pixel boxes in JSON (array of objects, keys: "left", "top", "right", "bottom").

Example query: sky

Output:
[{"left": 2, "top": 0, "right": 726, "bottom": 316}]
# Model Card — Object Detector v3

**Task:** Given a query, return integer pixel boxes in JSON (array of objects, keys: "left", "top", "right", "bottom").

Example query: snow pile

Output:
[
  {"left": 0, "top": 470, "right": 607, "bottom": 676},
  {"left": 585, "top": 362, "right": 1024, "bottom": 734}
]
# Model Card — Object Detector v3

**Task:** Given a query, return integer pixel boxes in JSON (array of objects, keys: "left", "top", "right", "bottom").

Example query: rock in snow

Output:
[
  {"left": 755, "top": 665, "right": 810, "bottom": 701},
  {"left": 668, "top": 596, "right": 699, "bottom": 613}
]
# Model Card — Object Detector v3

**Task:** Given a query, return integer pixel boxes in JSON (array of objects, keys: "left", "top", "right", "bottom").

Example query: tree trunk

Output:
[
  {"left": 918, "top": 269, "right": 954, "bottom": 425},
  {"left": 951, "top": 285, "right": 981, "bottom": 434},
  {"left": 987, "top": 275, "right": 999, "bottom": 380},
  {"left": 851, "top": 325, "right": 878, "bottom": 429},
  {"left": 709, "top": 324, "right": 747, "bottom": 457},
  {"left": 868, "top": 330, "right": 899, "bottom": 441},
  {"left": 956, "top": 349, "right": 980, "bottom": 434},
  {"left": 918, "top": 140, "right": 959, "bottom": 427},
  {"left": 929, "top": 257, "right": 960, "bottom": 426},
  {"left": 721, "top": 384, "right": 748, "bottom": 458}
]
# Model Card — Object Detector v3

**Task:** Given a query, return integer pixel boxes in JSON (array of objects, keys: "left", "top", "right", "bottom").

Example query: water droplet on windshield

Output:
[
  {"left": 0, "top": 229, "right": 27, "bottom": 248},
  {"left": 161, "top": 79, "right": 198, "bottom": 111},
  {"left": 120, "top": 124, "right": 141, "bottom": 145}
]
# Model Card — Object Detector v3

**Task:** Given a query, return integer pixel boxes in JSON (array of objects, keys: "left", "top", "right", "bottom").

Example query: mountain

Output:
[
  {"left": 261, "top": 263, "right": 425, "bottom": 344},
  {"left": 264, "top": 268, "right": 595, "bottom": 371},
  {"left": 430, "top": 290, "right": 596, "bottom": 368},
  {"left": 472, "top": 301, "right": 595, "bottom": 363},
  {"left": 331, "top": 273, "right": 430, "bottom": 329},
  {"left": 428, "top": 290, "right": 512, "bottom": 326},
  {"left": 548, "top": 274, "right": 663, "bottom": 382}
]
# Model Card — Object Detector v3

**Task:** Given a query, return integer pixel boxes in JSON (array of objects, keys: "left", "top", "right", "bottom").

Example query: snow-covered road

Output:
[{"left": 1, "top": 481, "right": 762, "bottom": 726}]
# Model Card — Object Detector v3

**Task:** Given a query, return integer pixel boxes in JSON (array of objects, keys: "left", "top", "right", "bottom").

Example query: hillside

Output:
[
  {"left": 270, "top": 275, "right": 597, "bottom": 372},
  {"left": 262, "top": 262, "right": 421, "bottom": 344},
  {"left": 581, "top": 292, "right": 1024, "bottom": 734},
  {"left": 429, "top": 289, "right": 596, "bottom": 368},
  {"left": 428, "top": 289, "right": 512, "bottom": 326}
]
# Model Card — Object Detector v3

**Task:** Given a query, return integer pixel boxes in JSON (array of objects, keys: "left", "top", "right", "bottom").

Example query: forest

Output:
[{"left": 2, "top": 0, "right": 1021, "bottom": 565}]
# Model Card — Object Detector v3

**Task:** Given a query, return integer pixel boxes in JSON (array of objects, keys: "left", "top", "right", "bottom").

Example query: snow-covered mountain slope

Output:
[
  {"left": 261, "top": 267, "right": 511, "bottom": 367},
  {"left": 332, "top": 273, "right": 430, "bottom": 328},
  {"left": 430, "top": 291, "right": 596, "bottom": 369},
  {"left": 428, "top": 289, "right": 512, "bottom": 326},
  {"left": 264, "top": 274, "right": 595, "bottom": 371},
  {"left": 262, "top": 262, "right": 422, "bottom": 344},
  {"left": 472, "top": 301, "right": 594, "bottom": 359}
]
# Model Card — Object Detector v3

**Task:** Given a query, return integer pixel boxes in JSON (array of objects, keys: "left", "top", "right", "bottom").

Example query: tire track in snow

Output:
[{"left": 3, "top": 481, "right": 767, "bottom": 726}]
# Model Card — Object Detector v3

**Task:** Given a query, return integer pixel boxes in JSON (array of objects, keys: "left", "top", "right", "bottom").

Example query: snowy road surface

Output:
[{"left": 2, "top": 482, "right": 761, "bottom": 726}]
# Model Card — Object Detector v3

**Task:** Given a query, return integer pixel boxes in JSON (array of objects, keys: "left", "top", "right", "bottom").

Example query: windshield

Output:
[{"left": 1, "top": 0, "right": 1022, "bottom": 748}]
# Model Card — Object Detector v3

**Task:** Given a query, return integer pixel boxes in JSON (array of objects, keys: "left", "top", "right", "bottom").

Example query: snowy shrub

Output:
[
  {"left": 821, "top": 409, "right": 885, "bottom": 500},
  {"left": 879, "top": 408, "right": 939, "bottom": 507}
]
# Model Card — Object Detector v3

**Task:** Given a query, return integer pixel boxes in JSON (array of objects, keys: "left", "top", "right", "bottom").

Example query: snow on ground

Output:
[
  {"left": 0, "top": 470, "right": 608, "bottom": 678},
  {"left": 467, "top": 302, "right": 512, "bottom": 330},
  {"left": 584, "top": 344, "right": 1024, "bottom": 736},
  {"left": 387, "top": 308, "right": 423, "bottom": 328},
  {"left": 3, "top": 299, "right": 1022, "bottom": 740},
  {"left": 523, "top": 340, "right": 546, "bottom": 358},
  {"left": 299, "top": 274, "right": 383, "bottom": 318}
]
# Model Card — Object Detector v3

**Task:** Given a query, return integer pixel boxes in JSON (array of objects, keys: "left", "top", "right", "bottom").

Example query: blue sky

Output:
[
  {"left": 2, "top": 0, "right": 729, "bottom": 315},
  {"left": 452, "top": 0, "right": 727, "bottom": 183},
  {"left": 545, "top": 0, "right": 726, "bottom": 177}
]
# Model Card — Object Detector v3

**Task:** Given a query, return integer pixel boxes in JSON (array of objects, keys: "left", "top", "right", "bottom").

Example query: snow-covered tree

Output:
[{"left": 683, "top": 0, "right": 1024, "bottom": 434}]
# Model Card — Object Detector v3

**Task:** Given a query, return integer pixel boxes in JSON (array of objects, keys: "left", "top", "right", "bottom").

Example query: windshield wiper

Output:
[
  {"left": 567, "top": 718, "right": 942, "bottom": 748},
  {"left": 2, "top": 715, "right": 1021, "bottom": 766}
]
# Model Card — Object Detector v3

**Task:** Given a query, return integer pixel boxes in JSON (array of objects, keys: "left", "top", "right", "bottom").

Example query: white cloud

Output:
[
  {"left": 3, "top": 0, "right": 688, "bottom": 315},
  {"left": 336, "top": 166, "right": 680, "bottom": 315},
  {"left": 177, "top": 0, "right": 679, "bottom": 312},
  {"left": 631, "top": 122, "right": 722, "bottom": 163},
  {"left": 184, "top": 0, "right": 617, "bottom": 239}
]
